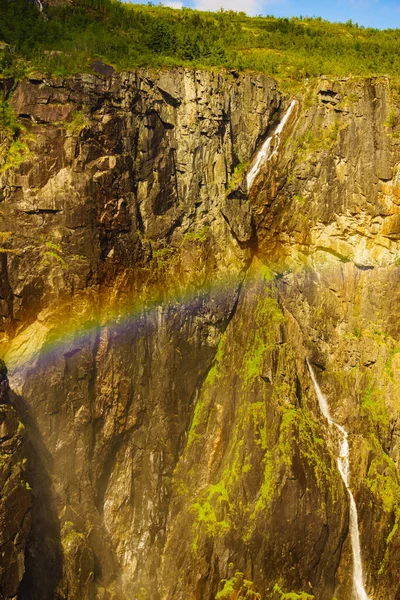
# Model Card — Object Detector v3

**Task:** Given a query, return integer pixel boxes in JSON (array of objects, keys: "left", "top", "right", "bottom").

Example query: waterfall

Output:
[
  {"left": 246, "top": 99, "right": 298, "bottom": 190},
  {"left": 307, "top": 360, "right": 369, "bottom": 600}
]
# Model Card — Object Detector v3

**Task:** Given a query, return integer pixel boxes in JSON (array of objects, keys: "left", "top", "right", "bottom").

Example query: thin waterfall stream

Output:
[
  {"left": 246, "top": 99, "right": 298, "bottom": 190},
  {"left": 307, "top": 360, "right": 369, "bottom": 600}
]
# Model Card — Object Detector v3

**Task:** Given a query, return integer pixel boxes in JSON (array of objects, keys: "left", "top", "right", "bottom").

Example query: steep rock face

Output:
[
  {"left": 0, "top": 404, "right": 31, "bottom": 600},
  {"left": 0, "top": 69, "right": 400, "bottom": 600},
  {"left": 248, "top": 76, "right": 400, "bottom": 599},
  {"left": 161, "top": 260, "right": 348, "bottom": 600},
  {"left": 0, "top": 69, "right": 282, "bottom": 599}
]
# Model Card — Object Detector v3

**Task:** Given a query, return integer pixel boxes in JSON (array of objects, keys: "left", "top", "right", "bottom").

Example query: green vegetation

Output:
[
  {"left": 337, "top": 93, "right": 359, "bottom": 109},
  {"left": 332, "top": 341, "right": 400, "bottom": 579},
  {"left": 183, "top": 226, "right": 210, "bottom": 243},
  {"left": 241, "top": 294, "right": 285, "bottom": 388},
  {"left": 279, "top": 406, "right": 333, "bottom": 489},
  {"left": 42, "top": 241, "right": 67, "bottom": 267},
  {"left": 216, "top": 572, "right": 261, "bottom": 600},
  {"left": 361, "top": 384, "right": 388, "bottom": 427},
  {"left": 175, "top": 272, "right": 344, "bottom": 566},
  {"left": 186, "top": 332, "right": 226, "bottom": 448},
  {"left": 251, "top": 450, "right": 275, "bottom": 516},
  {"left": 0, "top": 96, "right": 19, "bottom": 138},
  {"left": 2, "top": 0, "right": 400, "bottom": 83},
  {"left": 66, "top": 110, "right": 90, "bottom": 135},
  {"left": 272, "top": 584, "right": 314, "bottom": 600},
  {"left": 365, "top": 437, "right": 399, "bottom": 514},
  {"left": 385, "top": 108, "right": 398, "bottom": 130},
  {"left": 0, "top": 95, "right": 29, "bottom": 172},
  {"left": 227, "top": 162, "right": 247, "bottom": 192},
  {"left": 0, "top": 138, "right": 29, "bottom": 171},
  {"left": 295, "top": 120, "right": 341, "bottom": 159},
  {"left": 190, "top": 482, "right": 231, "bottom": 546},
  {"left": 248, "top": 401, "right": 337, "bottom": 527},
  {"left": 364, "top": 433, "right": 400, "bottom": 575},
  {"left": 152, "top": 245, "right": 179, "bottom": 273}
]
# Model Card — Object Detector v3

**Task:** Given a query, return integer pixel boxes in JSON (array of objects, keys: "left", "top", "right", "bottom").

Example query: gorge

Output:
[{"left": 0, "top": 51, "right": 400, "bottom": 600}]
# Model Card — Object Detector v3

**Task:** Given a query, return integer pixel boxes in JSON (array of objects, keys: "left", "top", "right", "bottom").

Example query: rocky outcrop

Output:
[{"left": 0, "top": 69, "right": 400, "bottom": 599}]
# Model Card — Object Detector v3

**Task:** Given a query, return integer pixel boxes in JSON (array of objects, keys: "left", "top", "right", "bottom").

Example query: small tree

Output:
[{"left": 148, "top": 20, "right": 176, "bottom": 54}]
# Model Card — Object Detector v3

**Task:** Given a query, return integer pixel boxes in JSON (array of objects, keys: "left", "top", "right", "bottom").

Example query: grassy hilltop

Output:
[{"left": 1, "top": 0, "right": 400, "bottom": 85}]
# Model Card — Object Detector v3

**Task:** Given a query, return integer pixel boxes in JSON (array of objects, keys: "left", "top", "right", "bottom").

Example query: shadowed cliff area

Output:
[{"left": 10, "top": 390, "right": 63, "bottom": 600}]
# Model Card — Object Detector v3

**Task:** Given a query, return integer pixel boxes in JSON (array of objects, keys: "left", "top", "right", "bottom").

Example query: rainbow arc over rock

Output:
[{"left": 3, "top": 266, "right": 250, "bottom": 383}]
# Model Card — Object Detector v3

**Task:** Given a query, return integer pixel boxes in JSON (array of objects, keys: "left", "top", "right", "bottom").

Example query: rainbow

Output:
[
  {"left": 3, "top": 243, "right": 393, "bottom": 390},
  {"left": 3, "top": 264, "right": 253, "bottom": 387}
]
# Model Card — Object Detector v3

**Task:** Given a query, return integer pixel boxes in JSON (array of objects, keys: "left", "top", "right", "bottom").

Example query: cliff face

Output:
[
  {"left": 0, "top": 403, "right": 31, "bottom": 600},
  {"left": 0, "top": 69, "right": 399, "bottom": 600}
]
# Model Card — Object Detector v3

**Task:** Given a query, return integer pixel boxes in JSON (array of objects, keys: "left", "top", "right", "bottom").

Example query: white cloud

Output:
[
  {"left": 163, "top": 1, "right": 184, "bottom": 7},
  {"left": 194, "top": 0, "right": 263, "bottom": 16}
]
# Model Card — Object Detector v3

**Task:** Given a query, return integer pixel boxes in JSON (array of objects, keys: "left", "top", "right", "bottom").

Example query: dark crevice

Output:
[
  {"left": 355, "top": 264, "right": 375, "bottom": 271},
  {"left": 318, "top": 89, "right": 338, "bottom": 98},
  {"left": 219, "top": 210, "right": 256, "bottom": 250},
  {"left": 23, "top": 209, "right": 62, "bottom": 215},
  {"left": 136, "top": 200, "right": 145, "bottom": 234},
  {"left": 95, "top": 431, "right": 126, "bottom": 513},
  {"left": 226, "top": 186, "right": 248, "bottom": 201},
  {"left": 164, "top": 212, "right": 185, "bottom": 240}
]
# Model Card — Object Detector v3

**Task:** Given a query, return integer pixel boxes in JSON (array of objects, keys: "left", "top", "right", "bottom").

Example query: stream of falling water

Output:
[
  {"left": 246, "top": 99, "right": 298, "bottom": 190},
  {"left": 307, "top": 360, "right": 370, "bottom": 600}
]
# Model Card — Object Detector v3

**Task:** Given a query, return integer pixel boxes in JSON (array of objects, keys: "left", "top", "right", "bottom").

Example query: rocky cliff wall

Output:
[
  {"left": 0, "top": 70, "right": 399, "bottom": 600},
  {"left": 0, "top": 403, "right": 31, "bottom": 600}
]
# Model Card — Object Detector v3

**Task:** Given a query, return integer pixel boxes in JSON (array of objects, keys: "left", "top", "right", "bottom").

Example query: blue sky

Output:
[{"left": 122, "top": 0, "right": 400, "bottom": 29}]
